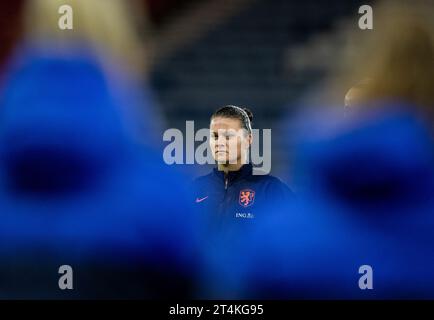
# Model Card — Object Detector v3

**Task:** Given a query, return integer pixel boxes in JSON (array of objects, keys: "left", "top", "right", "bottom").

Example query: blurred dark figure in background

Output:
[
  {"left": 201, "top": 1, "right": 434, "bottom": 299},
  {"left": 0, "top": 2, "right": 25, "bottom": 74},
  {"left": 344, "top": 78, "right": 371, "bottom": 111},
  {"left": 0, "top": 44, "right": 201, "bottom": 299}
]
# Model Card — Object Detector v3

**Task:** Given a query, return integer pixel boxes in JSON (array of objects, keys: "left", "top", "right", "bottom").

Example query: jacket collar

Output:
[{"left": 212, "top": 163, "right": 253, "bottom": 184}]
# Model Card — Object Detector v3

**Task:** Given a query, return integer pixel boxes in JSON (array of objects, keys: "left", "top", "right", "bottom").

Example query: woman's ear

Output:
[{"left": 240, "top": 133, "right": 252, "bottom": 152}]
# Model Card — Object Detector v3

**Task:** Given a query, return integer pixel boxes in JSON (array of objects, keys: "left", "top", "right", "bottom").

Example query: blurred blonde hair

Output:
[
  {"left": 330, "top": 0, "right": 434, "bottom": 115},
  {"left": 364, "top": 3, "right": 434, "bottom": 109},
  {"left": 23, "top": 0, "right": 151, "bottom": 77}
]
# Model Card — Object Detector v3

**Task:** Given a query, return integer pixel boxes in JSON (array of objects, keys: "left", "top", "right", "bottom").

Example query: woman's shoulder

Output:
[
  {"left": 255, "top": 173, "right": 297, "bottom": 200},
  {"left": 249, "top": 171, "right": 283, "bottom": 183}
]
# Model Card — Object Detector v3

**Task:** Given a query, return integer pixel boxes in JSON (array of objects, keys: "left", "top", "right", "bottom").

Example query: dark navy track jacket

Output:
[{"left": 192, "top": 164, "right": 294, "bottom": 232}]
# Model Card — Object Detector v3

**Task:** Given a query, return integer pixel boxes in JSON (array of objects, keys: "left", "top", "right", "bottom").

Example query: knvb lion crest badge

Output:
[{"left": 239, "top": 189, "right": 255, "bottom": 208}]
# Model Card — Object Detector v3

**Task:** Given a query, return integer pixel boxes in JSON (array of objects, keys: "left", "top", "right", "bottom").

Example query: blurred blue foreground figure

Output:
[
  {"left": 205, "top": 103, "right": 434, "bottom": 299},
  {"left": 0, "top": 44, "right": 200, "bottom": 299}
]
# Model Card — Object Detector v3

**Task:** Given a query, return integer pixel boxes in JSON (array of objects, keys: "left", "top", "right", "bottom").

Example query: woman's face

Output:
[{"left": 210, "top": 117, "right": 251, "bottom": 164}]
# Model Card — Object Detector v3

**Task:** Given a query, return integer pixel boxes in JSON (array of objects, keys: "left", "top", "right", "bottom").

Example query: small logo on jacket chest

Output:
[
  {"left": 235, "top": 212, "right": 255, "bottom": 219},
  {"left": 239, "top": 189, "right": 255, "bottom": 207}
]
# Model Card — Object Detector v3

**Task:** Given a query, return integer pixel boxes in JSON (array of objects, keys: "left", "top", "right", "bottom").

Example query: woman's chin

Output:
[
  {"left": 213, "top": 153, "right": 227, "bottom": 162},
  {"left": 213, "top": 157, "right": 228, "bottom": 164}
]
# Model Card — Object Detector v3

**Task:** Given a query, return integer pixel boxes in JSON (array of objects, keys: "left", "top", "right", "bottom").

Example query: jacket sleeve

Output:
[{"left": 265, "top": 177, "right": 296, "bottom": 207}]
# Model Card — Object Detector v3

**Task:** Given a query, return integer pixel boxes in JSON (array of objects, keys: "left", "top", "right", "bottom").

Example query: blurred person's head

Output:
[
  {"left": 210, "top": 106, "right": 253, "bottom": 172},
  {"left": 338, "top": 1, "right": 434, "bottom": 119},
  {"left": 344, "top": 78, "right": 372, "bottom": 110},
  {"left": 364, "top": 21, "right": 434, "bottom": 113},
  {"left": 23, "top": 0, "right": 150, "bottom": 79},
  {"left": 21, "top": 0, "right": 164, "bottom": 148}
]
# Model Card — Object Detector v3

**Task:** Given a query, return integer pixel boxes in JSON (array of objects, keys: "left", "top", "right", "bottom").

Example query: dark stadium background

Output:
[{"left": 0, "top": 0, "right": 380, "bottom": 187}]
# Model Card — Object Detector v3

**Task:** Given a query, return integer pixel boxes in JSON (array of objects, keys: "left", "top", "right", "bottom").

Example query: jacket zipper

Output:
[{"left": 217, "top": 175, "right": 229, "bottom": 228}]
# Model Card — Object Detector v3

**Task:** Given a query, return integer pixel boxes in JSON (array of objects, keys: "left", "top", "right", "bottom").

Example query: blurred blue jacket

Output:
[
  {"left": 0, "top": 45, "right": 200, "bottom": 299},
  {"left": 204, "top": 103, "right": 434, "bottom": 299}
]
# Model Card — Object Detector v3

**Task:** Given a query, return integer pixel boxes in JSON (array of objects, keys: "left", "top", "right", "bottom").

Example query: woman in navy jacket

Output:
[{"left": 192, "top": 105, "right": 294, "bottom": 233}]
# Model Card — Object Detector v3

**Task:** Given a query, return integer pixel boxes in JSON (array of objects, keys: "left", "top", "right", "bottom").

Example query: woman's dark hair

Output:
[{"left": 211, "top": 105, "right": 253, "bottom": 134}]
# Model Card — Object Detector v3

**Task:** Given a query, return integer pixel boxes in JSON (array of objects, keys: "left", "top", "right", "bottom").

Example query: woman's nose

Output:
[{"left": 216, "top": 135, "right": 227, "bottom": 146}]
